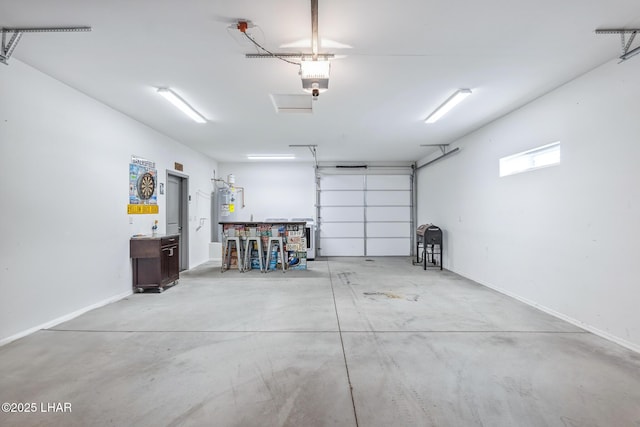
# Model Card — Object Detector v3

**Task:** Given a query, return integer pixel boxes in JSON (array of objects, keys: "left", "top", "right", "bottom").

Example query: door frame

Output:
[
  {"left": 316, "top": 167, "right": 414, "bottom": 257},
  {"left": 166, "top": 170, "right": 189, "bottom": 271}
]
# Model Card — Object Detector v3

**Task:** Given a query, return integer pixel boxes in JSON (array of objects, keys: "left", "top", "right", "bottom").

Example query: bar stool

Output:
[
  {"left": 222, "top": 236, "right": 243, "bottom": 273},
  {"left": 243, "top": 236, "right": 265, "bottom": 272},
  {"left": 266, "top": 236, "right": 286, "bottom": 273}
]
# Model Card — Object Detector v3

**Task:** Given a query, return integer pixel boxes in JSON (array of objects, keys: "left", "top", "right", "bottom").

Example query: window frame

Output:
[{"left": 499, "top": 141, "right": 561, "bottom": 177}]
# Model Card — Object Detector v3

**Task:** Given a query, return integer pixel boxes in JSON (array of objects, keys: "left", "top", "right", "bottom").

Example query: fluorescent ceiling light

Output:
[
  {"left": 424, "top": 89, "right": 472, "bottom": 124},
  {"left": 157, "top": 88, "right": 206, "bottom": 123},
  {"left": 247, "top": 155, "right": 296, "bottom": 160}
]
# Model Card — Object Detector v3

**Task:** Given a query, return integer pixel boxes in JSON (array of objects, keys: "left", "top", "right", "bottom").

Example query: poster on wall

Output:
[{"left": 128, "top": 155, "right": 159, "bottom": 214}]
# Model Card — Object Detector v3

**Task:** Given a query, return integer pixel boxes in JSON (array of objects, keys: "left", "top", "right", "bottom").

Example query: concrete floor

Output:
[{"left": 1, "top": 258, "right": 639, "bottom": 427}]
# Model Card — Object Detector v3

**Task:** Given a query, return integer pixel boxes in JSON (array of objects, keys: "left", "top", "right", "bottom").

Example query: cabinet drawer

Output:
[{"left": 161, "top": 235, "right": 179, "bottom": 246}]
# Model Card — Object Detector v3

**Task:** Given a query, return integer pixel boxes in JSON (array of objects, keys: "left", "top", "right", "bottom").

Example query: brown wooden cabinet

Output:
[{"left": 130, "top": 234, "right": 180, "bottom": 293}]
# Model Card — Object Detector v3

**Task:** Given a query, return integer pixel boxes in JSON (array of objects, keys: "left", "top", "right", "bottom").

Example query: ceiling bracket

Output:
[
  {"left": 417, "top": 145, "right": 460, "bottom": 170},
  {"left": 595, "top": 28, "right": 640, "bottom": 62},
  {"left": 1, "top": 29, "right": 22, "bottom": 65},
  {"left": 245, "top": 53, "right": 334, "bottom": 60},
  {"left": 420, "top": 144, "right": 450, "bottom": 155},
  {"left": 289, "top": 144, "right": 319, "bottom": 167},
  {"left": 0, "top": 26, "right": 92, "bottom": 65}
]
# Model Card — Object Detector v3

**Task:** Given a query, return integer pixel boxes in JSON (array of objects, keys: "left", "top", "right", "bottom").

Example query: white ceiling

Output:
[{"left": 2, "top": 1, "right": 639, "bottom": 163}]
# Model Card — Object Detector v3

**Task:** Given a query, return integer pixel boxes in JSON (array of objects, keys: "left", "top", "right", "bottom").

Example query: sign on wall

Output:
[{"left": 128, "top": 155, "right": 159, "bottom": 214}]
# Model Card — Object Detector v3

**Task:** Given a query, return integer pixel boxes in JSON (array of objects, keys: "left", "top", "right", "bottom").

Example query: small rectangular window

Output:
[{"left": 499, "top": 141, "right": 561, "bottom": 177}]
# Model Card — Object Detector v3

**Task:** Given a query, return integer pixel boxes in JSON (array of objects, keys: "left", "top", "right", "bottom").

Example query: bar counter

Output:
[{"left": 219, "top": 221, "right": 307, "bottom": 270}]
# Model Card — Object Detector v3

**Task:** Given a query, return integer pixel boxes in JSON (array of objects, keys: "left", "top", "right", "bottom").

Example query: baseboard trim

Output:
[
  {"left": 471, "top": 277, "right": 640, "bottom": 354},
  {"left": 0, "top": 290, "right": 132, "bottom": 347}
]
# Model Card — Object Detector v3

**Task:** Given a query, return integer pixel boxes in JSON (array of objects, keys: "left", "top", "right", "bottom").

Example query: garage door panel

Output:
[
  {"left": 321, "top": 222, "right": 365, "bottom": 238},
  {"left": 321, "top": 238, "right": 364, "bottom": 256},
  {"left": 320, "top": 206, "right": 364, "bottom": 222},
  {"left": 320, "top": 175, "right": 364, "bottom": 190},
  {"left": 367, "top": 175, "right": 411, "bottom": 190},
  {"left": 367, "top": 222, "right": 411, "bottom": 238},
  {"left": 320, "top": 190, "right": 364, "bottom": 206},
  {"left": 366, "top": 206, "right": 410, "bottom": 222},
  {"left": 366, "top": 190, "right": 410, "bottom": 206},
  {"left": 366, "top": 238, "right": 411, "bottom": 256}
]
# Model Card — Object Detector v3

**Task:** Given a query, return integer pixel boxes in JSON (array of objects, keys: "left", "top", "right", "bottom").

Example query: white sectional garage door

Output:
[{"left": 318, "top": 174, "right": 412, "bottom": 256}]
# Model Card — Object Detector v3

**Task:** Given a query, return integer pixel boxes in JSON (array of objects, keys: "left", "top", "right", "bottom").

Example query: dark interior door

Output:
[{"left": 167, "top": 173, "right": 188, "bottom": 271}]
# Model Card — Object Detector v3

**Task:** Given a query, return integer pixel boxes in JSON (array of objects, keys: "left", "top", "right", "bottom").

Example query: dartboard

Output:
[{"left": 137, "top": 172, "right": 156, "bottom": 200}]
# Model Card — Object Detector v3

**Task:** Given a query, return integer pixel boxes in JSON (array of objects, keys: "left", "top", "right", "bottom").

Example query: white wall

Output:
[
  {"left": 218, "top": 162, "right": 316, "bottom": 222},
  {"left": 416, "top": 58, "right": 640, "bottom": 351},
  {"left": 0, "top": 60, "right": 217, "bottom": 344}
]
